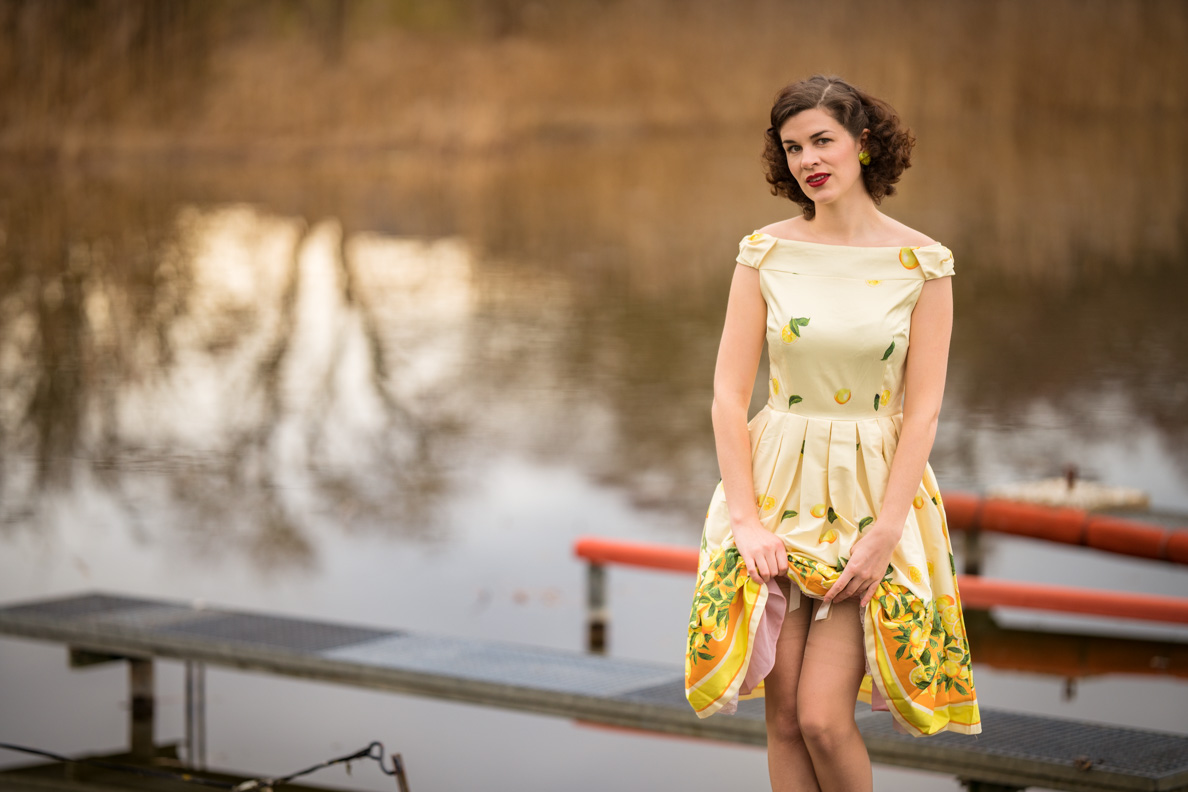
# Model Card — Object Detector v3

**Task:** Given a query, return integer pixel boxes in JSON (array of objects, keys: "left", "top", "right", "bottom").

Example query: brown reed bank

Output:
[{"left": 0, "top": 0, "right": 1185, "bottom": 159}]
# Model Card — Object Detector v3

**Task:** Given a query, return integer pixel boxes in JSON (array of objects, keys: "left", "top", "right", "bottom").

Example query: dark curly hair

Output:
[{"left": 762, "top": 75, "right": 915, "bottom": 220}]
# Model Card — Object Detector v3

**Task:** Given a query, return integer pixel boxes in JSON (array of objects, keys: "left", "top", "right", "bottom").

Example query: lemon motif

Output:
[
  {"left": 946, "top": 646, "right": 965, "bottom": 663},
  {"left": 810, "top": 503, "right": 827, "bottom": 518},
  {"left": 783, "top": 316, "right": 810, "bottom": 341},
  {"left": 909, "top": 665, "right": 930, "bottom": 687},
  {"left": 942, "top": 659, "right": 962, "bottom": 678},
  {"left": 927, "top": 560, "right": 935, "bottom": 577},
  {"left": 909, "top": 626, "right": 928, "bottom": 655},
  {"left": 747, "top": 232, "right": 764, "bottom": 242},
  {"left": 834, "top": 388, "right": 851, "bottom": 404},
  {"left": 942, "top": 605, "right": 961, "bottom": 628},
  {"left": 757, "top": 495, "right": 775, "bottom": 512},
  {"left": 899, "top": 247, "right": 921, "bottom": 270},
  {"left": 936, "top": 595, "right": 955, "bottom": 610},
  {"left": 908, "top": 565, "right": 923, "bottom": 584},
  {"left": 771, "top": 376, "right": 780, "bottom": 395},
  {"left": 881, "top": 388, "right": 891, "bottom": 406},
  {"left": 819, "top": 528, "right": 838, "bottom": 544},
  {"left": 712, "top": 622, "right": 728, "bottom": 642},
  {"left": 866, "top": 279, "right": 881, "bottom": 286},
  {"left": 913, "top": 495, "right": 925, "bottom": 510}
]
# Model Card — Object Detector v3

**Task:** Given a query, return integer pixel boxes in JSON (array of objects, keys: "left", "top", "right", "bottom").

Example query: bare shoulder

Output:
[
  {"left": 882, "top": 217, "right": 938, "bottom": 246},
  {"left": 758, "top": 217, "right": 808, "bottom": 240}
]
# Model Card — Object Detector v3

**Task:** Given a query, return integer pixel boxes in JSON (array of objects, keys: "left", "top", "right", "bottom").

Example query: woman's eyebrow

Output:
[{"left": 781, "top": 130, "right": 831, "bottom": 145}]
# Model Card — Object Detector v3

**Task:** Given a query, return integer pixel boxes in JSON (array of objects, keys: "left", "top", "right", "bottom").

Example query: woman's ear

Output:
[{"left": 858, "top": 128, "right": 870, "bottom": 151}]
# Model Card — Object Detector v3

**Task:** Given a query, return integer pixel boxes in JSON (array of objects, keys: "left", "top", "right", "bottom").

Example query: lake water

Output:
[{"left": 1, "top": 124, "right": 1187, "bottom": 791}]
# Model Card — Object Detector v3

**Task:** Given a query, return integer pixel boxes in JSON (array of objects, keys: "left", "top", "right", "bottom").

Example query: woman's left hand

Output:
[{"left": 822, "top": 519, "right": 902, "bottom": 609}]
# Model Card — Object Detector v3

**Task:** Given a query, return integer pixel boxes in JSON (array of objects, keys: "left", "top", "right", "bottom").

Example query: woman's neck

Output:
[{"left": 805, "top": 195, "right": 885, "bottom": 244}]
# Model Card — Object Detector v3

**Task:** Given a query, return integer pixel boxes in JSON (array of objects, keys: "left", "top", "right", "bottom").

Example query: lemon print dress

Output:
[{"left": 685, "top": 231, "right": 982, "bottom": 738}]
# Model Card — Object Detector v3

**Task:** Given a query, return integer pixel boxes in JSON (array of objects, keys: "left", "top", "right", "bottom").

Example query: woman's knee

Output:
[
  {"left": 766, "top": 700, "right": 805, "bottom": 745},
  {"left": 797, "top": 708, "right": 856, "bottom": 752}
]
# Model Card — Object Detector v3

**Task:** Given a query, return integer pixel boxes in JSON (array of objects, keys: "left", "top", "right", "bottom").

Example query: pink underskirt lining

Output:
[{"left": 719, "top": 579, "right": 908, "bottom": 735}]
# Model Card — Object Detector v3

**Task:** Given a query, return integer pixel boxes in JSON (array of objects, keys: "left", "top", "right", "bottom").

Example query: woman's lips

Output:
[{"left": 806, "top": 173, "right": 830, "bottom": 188}]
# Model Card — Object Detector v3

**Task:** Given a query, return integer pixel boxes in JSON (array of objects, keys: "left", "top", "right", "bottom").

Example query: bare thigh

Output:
[
  {"left": 797, "top": 595, "right": 867, "bottom": 731},
  {"left": 762, "top": 577, "right": 814, "bottom": 731}
]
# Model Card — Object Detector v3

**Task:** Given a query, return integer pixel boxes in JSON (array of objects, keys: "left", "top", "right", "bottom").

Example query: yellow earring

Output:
[{"left": 858, "top": 150, "right": 871, "bottom": 166}]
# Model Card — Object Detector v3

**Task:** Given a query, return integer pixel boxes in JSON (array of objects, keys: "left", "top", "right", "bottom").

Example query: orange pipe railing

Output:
[
  {"left": 573, "top": 536, "right": 1188, "bottom": 625},
  {"left": 941, "top": 491, "right": 1188, "bottom": 565}
]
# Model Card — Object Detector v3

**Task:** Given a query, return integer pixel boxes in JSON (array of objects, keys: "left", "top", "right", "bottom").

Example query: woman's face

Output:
[{"left": 778, "top": 107, "right": 868, "bottom": 211}]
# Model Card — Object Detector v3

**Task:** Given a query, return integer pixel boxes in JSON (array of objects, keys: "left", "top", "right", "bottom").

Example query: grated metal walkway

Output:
[{"left": 2, "top": 592, "right": 1186, "bottom": 792}]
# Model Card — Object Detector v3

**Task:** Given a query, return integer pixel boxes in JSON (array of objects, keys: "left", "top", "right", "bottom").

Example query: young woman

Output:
[{"left": 685, "top": 75, "right": 982, "bottom": 791}]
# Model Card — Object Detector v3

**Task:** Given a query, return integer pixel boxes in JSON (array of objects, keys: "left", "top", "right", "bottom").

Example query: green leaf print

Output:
[
  {"left": 781, "top": 510, "right": 798, "bottom": 521},
  {"left": 885, "top": 564, "right": 895, "bottom": 580},
  {"left": 859, "top": 516, "right": 874, "bottom": 531},
  {"left": 949, "top": 552, "right": 956, "bottom": 576},
  {"left": 800, "top": 439, "right": 806, "bottom": 454},
  {"left": 954, "top": 682, "right": 968, "bottom": 695},
  {"left": 882, "top": 340, "right": 895, "bottom": 360},
  {"left": 788, "top": 395, "right": 803, "bottom": 407},
  {"left": 827, "top": 506, "right": 838, "bottom": 523},
  {"left": 873, "top": 393, "right": 881, "bottom": 411}
]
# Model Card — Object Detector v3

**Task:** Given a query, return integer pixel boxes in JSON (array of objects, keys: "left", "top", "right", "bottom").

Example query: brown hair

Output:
[{"left": 762, "top": 75, "right": 915, "bottom": 220}]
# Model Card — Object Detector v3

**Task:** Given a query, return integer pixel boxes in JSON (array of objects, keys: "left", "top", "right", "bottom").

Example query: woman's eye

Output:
[
  {"left": 816, "top": 138, "right": 831, "bottom": 145},
  {"left": 786, "top": 145, "right": 800, "bottom": 153}
]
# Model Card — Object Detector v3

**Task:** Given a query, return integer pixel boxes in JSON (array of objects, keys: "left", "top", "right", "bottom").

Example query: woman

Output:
[{"left": 685, "top": 75, "right": 982, "bottom": 791}]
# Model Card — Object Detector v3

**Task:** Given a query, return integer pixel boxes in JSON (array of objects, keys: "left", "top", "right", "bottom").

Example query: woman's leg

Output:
[
  {"left": 764, "top": 577, "right": 820, "bottom": 791},
  {"left": 797, "top": 595, "right": 872, "bottom": 792}
]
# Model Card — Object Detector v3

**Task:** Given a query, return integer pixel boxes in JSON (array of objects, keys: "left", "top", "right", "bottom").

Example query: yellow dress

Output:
[{"left": 684, "top": 231, "right": 982, "bottom": 738}]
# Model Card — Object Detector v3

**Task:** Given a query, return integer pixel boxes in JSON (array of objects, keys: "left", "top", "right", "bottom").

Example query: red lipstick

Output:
[{"left": 806, "top": 173, "right": 830, "bottom": 188}]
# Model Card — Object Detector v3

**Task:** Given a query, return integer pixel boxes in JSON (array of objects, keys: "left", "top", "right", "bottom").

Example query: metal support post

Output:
[
  {"left": 128, "top": 658, "right": 154, "bottom": 760},
  {"left": 185, "top": 660, "right": 207, "bottom": 769},
  {"left": 586, "top": 562, "right": 607, "bottom": 654}
]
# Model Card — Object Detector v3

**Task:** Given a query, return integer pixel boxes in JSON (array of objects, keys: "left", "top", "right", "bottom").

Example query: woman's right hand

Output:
[{"left": 732, "top": 520, "right": 788, "bottom": 582}]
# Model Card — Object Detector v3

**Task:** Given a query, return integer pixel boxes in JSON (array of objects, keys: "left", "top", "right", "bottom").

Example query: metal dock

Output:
[{"left": 2, "top": 592, "right": 1186, "bottom": 792}]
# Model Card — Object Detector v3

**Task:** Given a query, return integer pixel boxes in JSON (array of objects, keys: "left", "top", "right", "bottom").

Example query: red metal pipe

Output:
[
  {"left": 941, "top": 491, "right": 1188, "bottom": 565},
  {"left": 955, "top": 577, "right": 1188, "bottom": 624},
  {"left": 573, "top": 536, "right": 1188, "bottom": 625}
]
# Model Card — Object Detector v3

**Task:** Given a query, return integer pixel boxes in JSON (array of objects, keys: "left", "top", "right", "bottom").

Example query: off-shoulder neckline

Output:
[{"left": 747, "top": 231, "right": 944, "bottom": 250}]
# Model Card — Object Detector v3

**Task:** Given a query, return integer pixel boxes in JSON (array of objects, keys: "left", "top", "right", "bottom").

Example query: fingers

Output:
[
  {"left": 828, "top": 573, "right": 871, "bottom": 603},
  {"left": 824, "top": 571, "right": 847, "bottom": 603},
  {"left": 746, "top": 552, "right": 786, "bottom": 582}
]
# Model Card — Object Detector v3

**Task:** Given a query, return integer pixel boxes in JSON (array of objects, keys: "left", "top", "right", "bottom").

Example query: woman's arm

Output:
[
  {"left": 711, "top": 263, "right": 788, "bottom": 581},
  {"left": 824, "top": 273, "right": 954, "bottom": 606}
]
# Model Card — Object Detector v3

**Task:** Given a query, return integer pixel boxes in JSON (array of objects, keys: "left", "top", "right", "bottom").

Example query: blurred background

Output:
[{"left": 0, "top": 1, "right": 1186, "bottom": 790}]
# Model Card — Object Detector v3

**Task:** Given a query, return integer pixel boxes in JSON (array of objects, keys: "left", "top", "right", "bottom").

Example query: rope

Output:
[{"left": 0, "top": 739, "right": 408, "bottom": 791}]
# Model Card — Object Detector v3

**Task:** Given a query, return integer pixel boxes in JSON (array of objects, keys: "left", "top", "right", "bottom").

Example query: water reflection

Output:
[
  {"left": 0, "top": 181, "right": 467, "bottom": 563},
  {"left": 1, "top": 114, "right": 1187, "bottom": 572}
]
